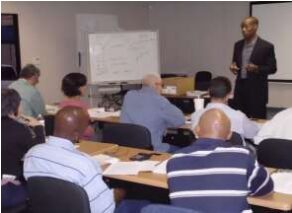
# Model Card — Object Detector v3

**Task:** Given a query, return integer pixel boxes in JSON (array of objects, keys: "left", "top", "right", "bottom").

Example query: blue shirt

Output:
[
  {"left": 23, "top": 136, "right": 115, "bottom": 213},
  {"left": 9, "top": 79, "right": 46, "bottom": 118},
  {"left": 120, "top": 86, "right": 185, "bottom": 152},
  {"left": 167, "top": 138, "right": 273, "bottom": 213}
]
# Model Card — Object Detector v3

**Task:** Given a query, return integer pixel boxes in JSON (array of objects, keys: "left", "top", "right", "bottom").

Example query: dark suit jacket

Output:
[{"left": 232, "top": 37, "right": 277, "bottom": 103}]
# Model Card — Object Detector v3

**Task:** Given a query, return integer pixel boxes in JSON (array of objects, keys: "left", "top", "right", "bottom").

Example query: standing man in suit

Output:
[{"left": 230, "top": 16, "right": 277, "bottom": 119}]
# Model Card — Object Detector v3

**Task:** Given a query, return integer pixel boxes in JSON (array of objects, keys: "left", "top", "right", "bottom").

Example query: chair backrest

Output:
[
  {"left": 167, "top": 97, "right": 195, "bottom": 114},
  {"left": 257, "top": 139, "right": 292, "bottom": 169},
  {"left": 163, "top": 128, "right": 195, "bottom": 148},
  {"left": 227, "top": 132, "right": 245, "bottom": 146},
  {"left": 195, "top": 71, "right": 212, "bottom": 91},
  {"left": 27, "top": 177, "right": 90, "bottom": 213},
  {"left": 1, "top": 65, "right": 18, "bottom": 81},
  {"left": 102, "top": 122, "right": 153, "bottom": 150},
  {"left": 44, "top": 115, "right": 55, "bottom": 136},
  {"left": 141, "top": 204, "right": 200, "bottom": 213},
  {"left": 161, "top": 73, "right": 187, "bottom": 78}
]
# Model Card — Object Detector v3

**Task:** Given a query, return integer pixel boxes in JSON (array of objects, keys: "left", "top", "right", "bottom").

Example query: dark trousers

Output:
[
  {"left": 1, "top": 183, "right": 28, "bottom": 208},
  {"left": 234, "top": 79, "right": 267, "bottom": 119},
  {"left": 115, "top": 200, "right": 150, "bottom": 213}
]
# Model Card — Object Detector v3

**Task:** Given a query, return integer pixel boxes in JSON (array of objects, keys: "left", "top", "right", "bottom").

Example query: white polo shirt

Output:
[
  {"left": 254, "top": 108, "right": 292, "bottom": 145},
  {"left": 191, "top": 103, "right": 259, "bottom": 139}
]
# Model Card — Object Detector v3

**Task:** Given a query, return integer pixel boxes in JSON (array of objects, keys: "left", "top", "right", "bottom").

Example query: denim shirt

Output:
[{"left": 120, "top": 86, "right": 185, "bottom": 152}]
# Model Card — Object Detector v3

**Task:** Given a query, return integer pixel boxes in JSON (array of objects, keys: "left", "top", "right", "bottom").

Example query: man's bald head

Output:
[
  {"left": 195, "top": 109, "right": 231, "bottom": 140},
  {"left": 242, "top": 16, "right": 259, "bottom": 26},
  {"left": 54, "top": 106, "right": 90, "bottom": 142},
  {"left": 142, "top": 74, "right": 163, "bottom": 94},
  {"left": 241, "top": 16, "right": 259, "bottom": 41}
]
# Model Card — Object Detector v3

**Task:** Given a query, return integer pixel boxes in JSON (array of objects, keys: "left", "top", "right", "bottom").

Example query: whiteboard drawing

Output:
[{"left": 88, "top": 31, "right": 160, "bottom": 84}]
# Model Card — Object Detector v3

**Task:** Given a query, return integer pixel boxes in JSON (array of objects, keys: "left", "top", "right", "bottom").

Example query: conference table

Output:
[
  {"left": 46, "top": 105, "right": 266, "bottom": 130},
  {"left": 87, "top": 115, "right": 267, "bottom": 131},
  {"left": 78, "top": 140, "right": 292, "bottom": 212}
]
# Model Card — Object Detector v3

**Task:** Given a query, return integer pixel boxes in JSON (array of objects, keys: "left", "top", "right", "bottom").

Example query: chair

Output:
[
  {"left": 257, "top": 139, "right": 292, "bottom": 169},
  {"left": 1, "top": 203, "right": 28, "bottom": 213},
  {"left": 1, "top": 183, "right": 28, "bottom": 213},
  {"left": 227, "top": 132, "right": 245, "bottom": 146},
  {"left": 1, "top": 65, "right": 18, "bottom": 81},
  {"left": 44, "top": 115, "right": 55, "bottom": 136},
  {"left": 161, "top": 73, "right": 187, "bottom": 78},
  {"left": 102, "top": 122, "right": 153, "bottom": 150},
  {"left": 27, "top": 177, "right": 90, "bottom": 213},
  {"left": 141, "top": 204, "right": 200, "bottom": 213},
  {"left": 195, "top": 71, "right": 212, "bottom": 91},
  {"left": 167, "top": 97, "right": 195, "bottom": 114},
  {"left": 163, "top": 128, "right": 195, "bottom": 148}
]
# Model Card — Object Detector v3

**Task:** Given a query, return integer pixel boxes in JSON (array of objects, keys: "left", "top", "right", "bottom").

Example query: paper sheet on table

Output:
[
  {"left": 186, "top": 90, "right": 209, "bottom": 98},
  {"left": 103, "top": 161, "right": 159, "bottom": 175},
  {"left": 185, "top": 120, "right": 192, "bottom": 125},
  {"left": 88, "top": 108, "right": 120, "bottom": 118},
  {"left": 152, "top": 160, "right": 168, "bottom": 174},
  {"left": 92, "top": 154, "right": 120, "bottom": 166},
  {"left": 45, "top": 105, "right": 59, "bottom": 114},
  {"left": 271, "top": 171, "right": 292, "bottom": 195}
]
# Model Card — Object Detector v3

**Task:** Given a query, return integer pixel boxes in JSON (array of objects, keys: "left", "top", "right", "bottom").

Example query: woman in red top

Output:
[{"left": 59, "top": 73, "right": 95, "bottom": 140}]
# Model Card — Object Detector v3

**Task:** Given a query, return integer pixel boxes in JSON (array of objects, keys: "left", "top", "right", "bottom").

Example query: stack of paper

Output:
[
  {"left": 186, "top": 90, "right": 209, "bottom": 98},
  {"left": 152, "top": 160, "right": 168, "bottom": 174},
  {"left": 93, "top": 154, "right": 120, "bottom": 166},
  {"left": 45, "top": 105, "right": 59, "bottom": 114},
  {"left": 271, "top": 171, "right": 292, "bottom": 195},
  {"left": 88, "top": 108, "right": 120, "bottom": 118},
  {"left": 103, "top": 161, "right": 159, "bottom": 175}
]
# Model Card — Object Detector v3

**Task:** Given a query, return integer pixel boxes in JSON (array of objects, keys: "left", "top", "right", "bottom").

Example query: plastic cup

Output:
[{"left": 194, "top": 98, "right": 205, "bottom": 111}]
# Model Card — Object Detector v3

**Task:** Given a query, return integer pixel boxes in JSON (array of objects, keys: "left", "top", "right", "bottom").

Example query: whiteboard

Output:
[{"left": 88, "top": 31, "right": 160, "bottom": 84}]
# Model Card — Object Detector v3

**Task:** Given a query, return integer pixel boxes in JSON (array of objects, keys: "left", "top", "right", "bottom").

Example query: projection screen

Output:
[{"left": 251, "top": 2, "right": 292, "bottom": 82}]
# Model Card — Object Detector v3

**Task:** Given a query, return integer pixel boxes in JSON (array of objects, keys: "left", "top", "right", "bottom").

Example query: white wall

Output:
[
  {"left": 2, "top": 1, "right": 150, "bottom": 103},
  {"left": 148, "top": 2, "right": 292, "bottom": 108}
]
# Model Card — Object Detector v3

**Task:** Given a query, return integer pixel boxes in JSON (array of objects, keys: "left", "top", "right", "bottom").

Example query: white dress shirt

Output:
[
  {"left": 191, "top": 103, "right": 259, "bottom": 139},
  {"left": 254, "top": 108, "right": 292, "bottom": 145},
  {"left": 23, "top": 136, "right": 115, "bottom": 213}
]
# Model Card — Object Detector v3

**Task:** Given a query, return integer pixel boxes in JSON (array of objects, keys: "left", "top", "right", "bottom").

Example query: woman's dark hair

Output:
[
  {"left": 61, "top": 73, "right": 87, "bottom": 97},
  {"left": 1, "top": 89, "right": 21, "bottom": 117},
  {"left": 209, "top": 76, "right": 232, "bottom": 98}
]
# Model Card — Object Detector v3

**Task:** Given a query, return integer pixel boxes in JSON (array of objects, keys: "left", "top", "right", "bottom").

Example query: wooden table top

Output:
[
  {"left": 91, "top": 116, "right": 120, "bottom": 123},
  {"left": 79, "top": 141, "right": 170, "bottom": 188},
  {"left": 88, "top": 115, "right": 266, "bottom": 131},
  {"left": 78, "top": 141, "right": 292, "bottom": 211},
  {"left": 77, "top": 140, "right": 118, "bottom": 155}
]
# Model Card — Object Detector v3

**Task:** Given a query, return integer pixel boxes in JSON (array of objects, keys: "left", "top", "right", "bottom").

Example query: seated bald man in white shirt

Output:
[
  {"left": 191, "top": 76, "right": 259, "bottom": 139},
  {"left": 254, "top": 107, "right": 292, "bottom": 145}
]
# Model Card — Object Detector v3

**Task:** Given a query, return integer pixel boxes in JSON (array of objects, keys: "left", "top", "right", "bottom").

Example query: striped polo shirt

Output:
[
  {"left": 23, "top": 136, "right": 115, "bottom": 213},
  {"left": 167, "top": 138, "right": 273, "bottom": 213}
]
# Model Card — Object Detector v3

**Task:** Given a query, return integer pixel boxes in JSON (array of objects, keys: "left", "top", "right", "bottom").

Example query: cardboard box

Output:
[{"left": 162, "top": 77, "right": 194, "bottom": 95}]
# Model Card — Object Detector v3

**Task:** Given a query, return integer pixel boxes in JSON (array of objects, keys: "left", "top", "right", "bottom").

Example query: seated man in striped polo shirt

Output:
[
  {"left": 167, "top": 109, "right": 273, "bottom": 213},
  {"left": 23, "top": 106, "right": 115, "bottom": 213}
]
